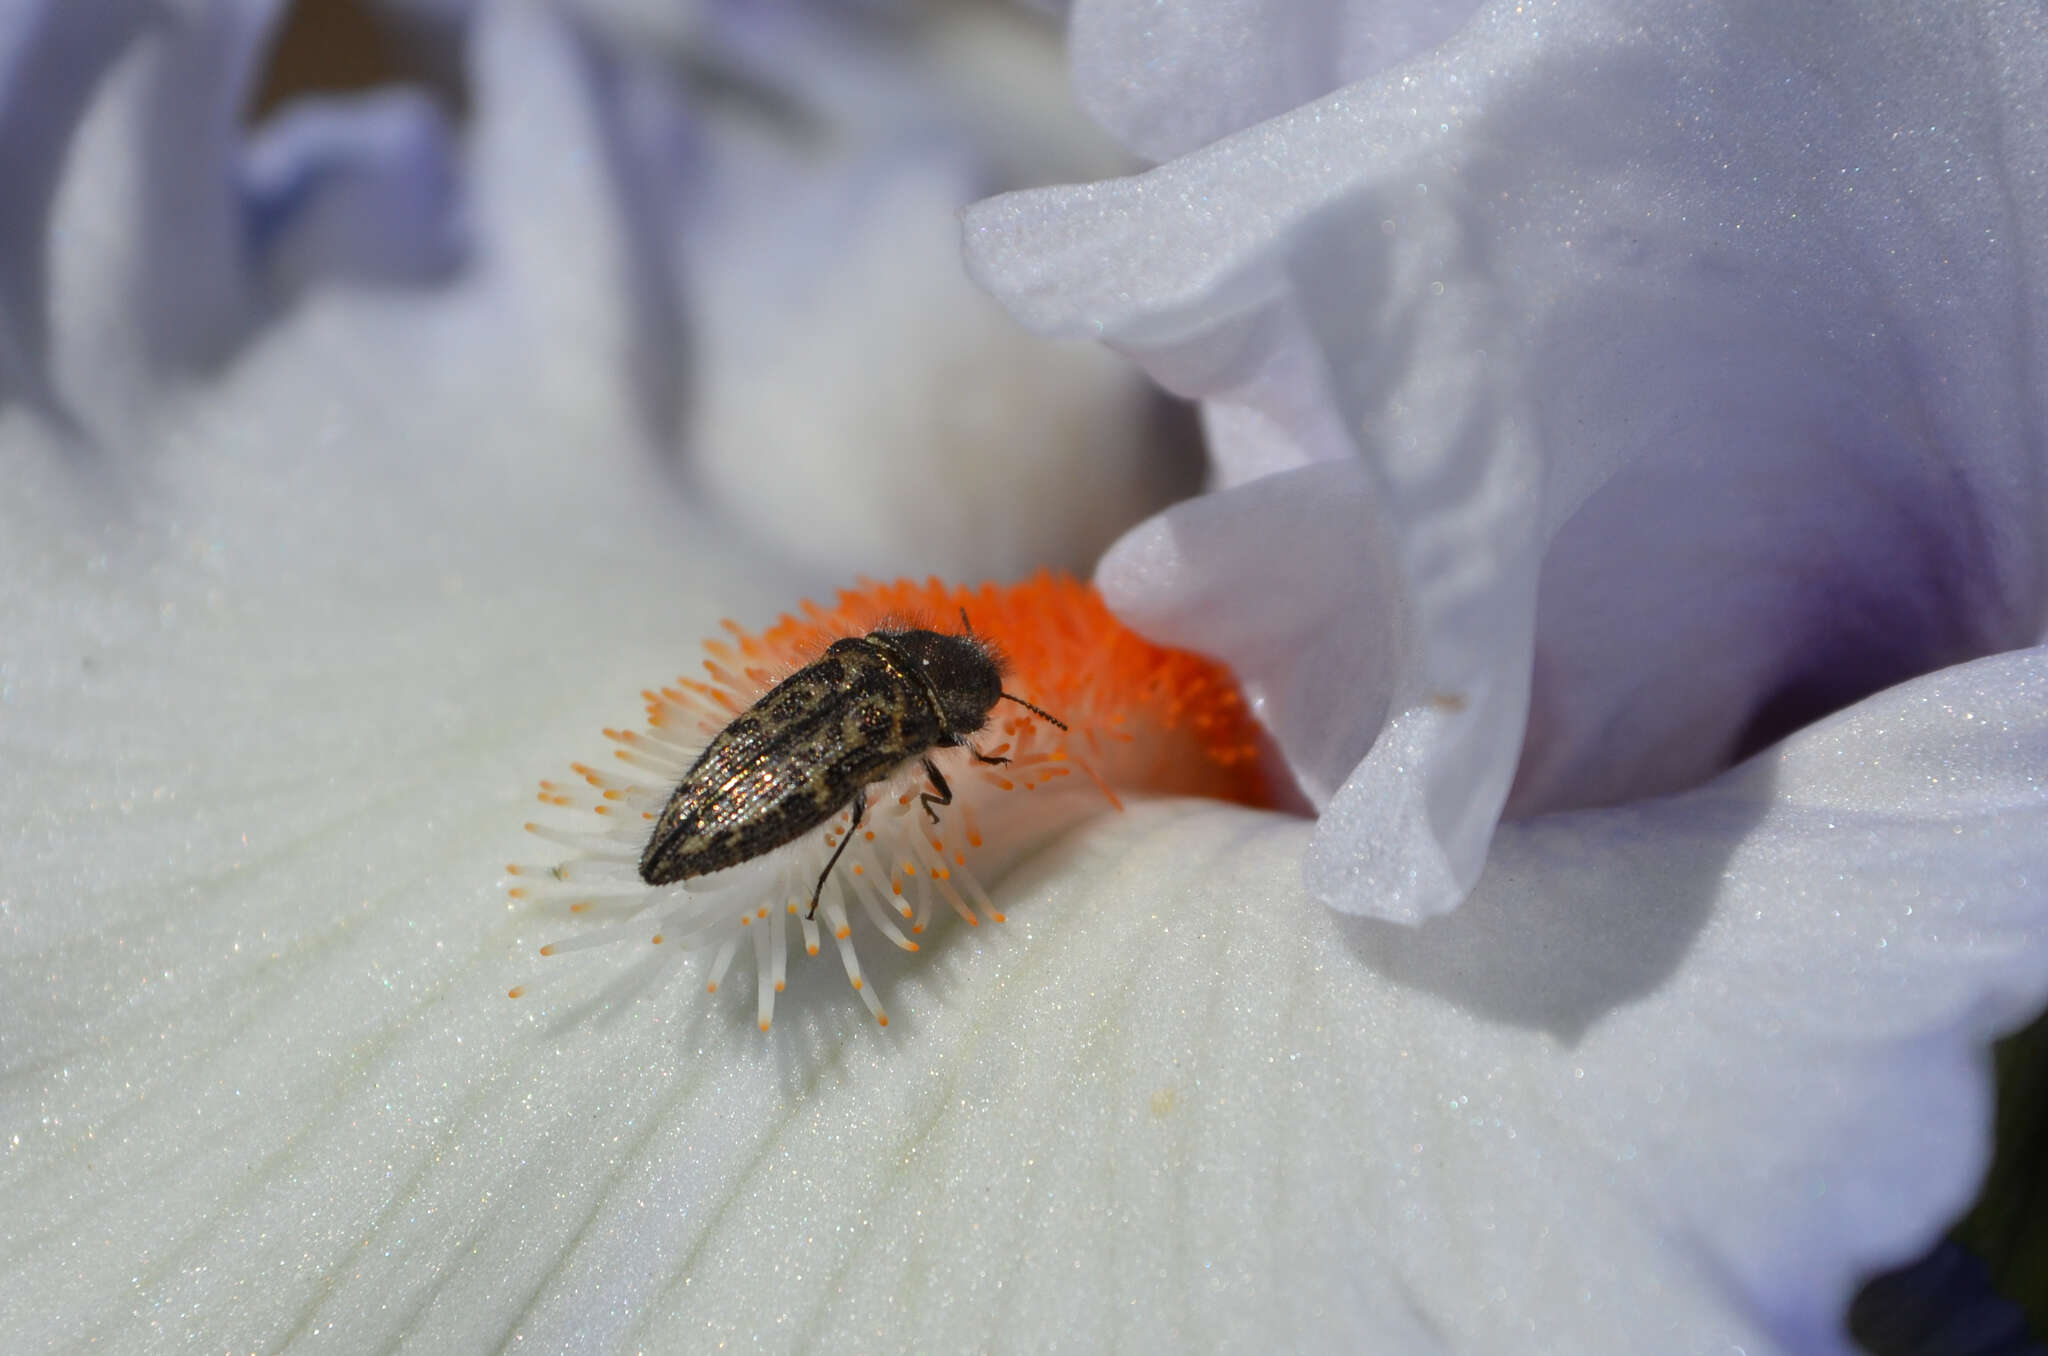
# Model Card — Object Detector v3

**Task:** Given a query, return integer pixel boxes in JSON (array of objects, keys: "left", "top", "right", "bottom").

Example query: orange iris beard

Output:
[{"left": 691, "top": 572, "right": 1266, "bottom": 808}]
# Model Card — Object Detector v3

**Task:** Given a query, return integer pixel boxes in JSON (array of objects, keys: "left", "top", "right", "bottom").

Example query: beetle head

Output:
[{"left": 880, "top": 628, "right": 1004, "bottom": 735}]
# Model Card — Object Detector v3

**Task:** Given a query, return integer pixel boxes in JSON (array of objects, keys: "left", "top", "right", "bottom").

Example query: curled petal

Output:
[
  {"left": 968, "top": 2, "right": 2048, "bottom": 919},
  {"left": 1098, "top": 458, "right": 1394, "bottom": 807}
]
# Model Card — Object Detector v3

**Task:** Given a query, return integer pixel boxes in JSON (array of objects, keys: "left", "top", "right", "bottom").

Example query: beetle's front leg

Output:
[{"left": 918, "top": 757, "right": 953, "bottom": 823}]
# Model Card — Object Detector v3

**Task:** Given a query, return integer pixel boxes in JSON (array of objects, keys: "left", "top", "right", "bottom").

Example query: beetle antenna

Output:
[
  {"left": 959, "top": 606, "right": 973, "bottom": 634},
  {"left": 999, "top": 692, "right": 1068, "bottom": 730}
]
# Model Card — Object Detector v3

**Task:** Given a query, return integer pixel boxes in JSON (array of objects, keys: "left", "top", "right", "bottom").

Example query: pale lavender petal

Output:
[
  {"left": 968, "top": 1, "right": 2048, "bottom": 920},
  {"left": 1068, "top": 0, "right": 1481, "bottom": 160},
  {"left": 972, "top": 101, "right": 1548, "bottom": 915},
  {"left": 1333, "top": 645, "right": 2048, "bottom": 1350}
]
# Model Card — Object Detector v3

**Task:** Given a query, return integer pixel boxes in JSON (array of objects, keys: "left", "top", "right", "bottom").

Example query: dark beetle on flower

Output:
[{"left": 639, "top": 619, "right": 1066, "bottom": 917}]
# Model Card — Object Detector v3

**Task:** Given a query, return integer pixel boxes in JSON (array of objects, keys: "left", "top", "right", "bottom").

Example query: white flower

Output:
[{"left": 2, "top": 2, "right": 2044, "bottom": 1353}]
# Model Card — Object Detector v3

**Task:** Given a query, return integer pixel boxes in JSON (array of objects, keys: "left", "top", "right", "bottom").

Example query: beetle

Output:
[{"left": 639, "top": 616, "right": 1066, "bottom": 917}]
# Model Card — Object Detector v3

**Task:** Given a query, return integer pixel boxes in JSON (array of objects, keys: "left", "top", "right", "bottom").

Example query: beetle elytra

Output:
[{"left": 639, "top": 618, "right": 1065, "bottom": 917}]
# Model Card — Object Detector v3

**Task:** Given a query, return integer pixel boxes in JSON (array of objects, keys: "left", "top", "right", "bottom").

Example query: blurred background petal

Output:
[
  {"left": 0, "top": 0, "right": 151, "bottom": 411},
  {"left": 365, "top": 0, "right": 1195, "bottom": 579},
  {"left": 243, "top": 87, "right": 460, "bottom": 301}
]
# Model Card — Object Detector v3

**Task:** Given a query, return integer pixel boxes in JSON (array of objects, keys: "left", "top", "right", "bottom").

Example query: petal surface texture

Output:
[
  {"left": 968, "top": 0, "right": 2048, "bottom": 920},
  {"left": 1068, "top": 0, "right": 1484, "bottom": 160}
]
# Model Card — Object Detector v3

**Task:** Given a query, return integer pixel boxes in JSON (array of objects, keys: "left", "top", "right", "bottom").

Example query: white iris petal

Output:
[{"left": 6, "top": 2, "right": 2048, "bottom": 1353}]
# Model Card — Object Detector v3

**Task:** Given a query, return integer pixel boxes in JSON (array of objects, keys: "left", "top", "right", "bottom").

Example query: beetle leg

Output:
[
  {"left": 918, "top": 757, "right": 953, "bottom": 823},
  {"left": 967, "top": 744, "right": 1009, "bottom": 767},
  {"left": 807, "top": 793, "right": 864, "bottom": 920}
]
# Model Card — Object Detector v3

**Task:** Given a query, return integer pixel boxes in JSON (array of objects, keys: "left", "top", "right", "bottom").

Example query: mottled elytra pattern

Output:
[{"left": 639, "top": 629, "right": 1006, "bottom": 889}]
